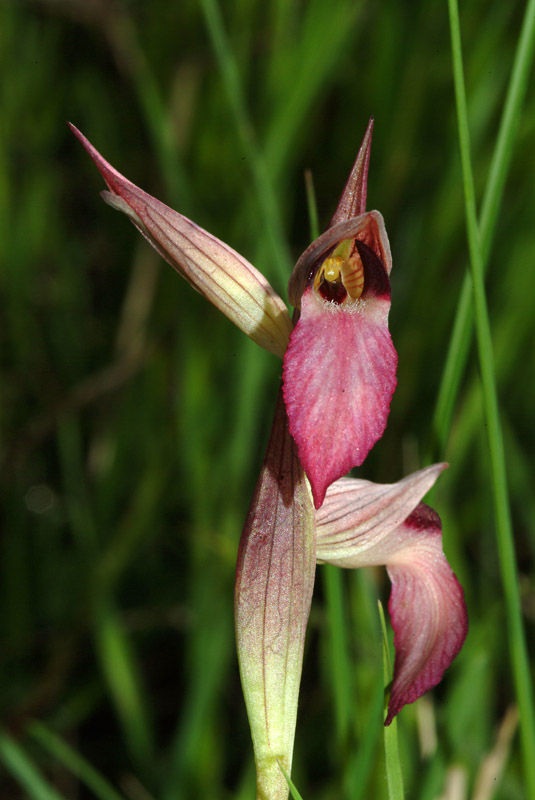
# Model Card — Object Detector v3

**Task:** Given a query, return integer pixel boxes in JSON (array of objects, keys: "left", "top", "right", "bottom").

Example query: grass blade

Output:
[
  {"left": 431, "top": 0, "right": 535, "bottom": 454},
  {"left": 378, "top": 601, "right": 404, "bottom": 800},
  {"left": 0, "top": 730, "right": 68, "bottom": 800},
  {"left": 92, "top": 594, "right": 155, "bottom": 781},
  {"left": 199, "top": 0, "right": 293, "bottom": 290},
  {"left": 27, "top": 720, "right": 126, "bottom": 800},
  {"left": 304, "top": 168, "right": 320, "bottom": 241},
  {"left": 323, "top": 565, "right": 352, "bottom": 748},
  {"left": 278, "top": 759, "right": 305, "bottom": 800},
  {"left": 447, "top": 2, "right": 535, "bottom": 796}
]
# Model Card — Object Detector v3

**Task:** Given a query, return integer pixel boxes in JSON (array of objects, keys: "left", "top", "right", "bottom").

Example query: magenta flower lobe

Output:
[{"left": 283, "top": 123, "right": 398, "bottom": 507}]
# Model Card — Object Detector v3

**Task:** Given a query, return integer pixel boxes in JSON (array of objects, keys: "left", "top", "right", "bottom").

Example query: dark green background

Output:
[{"left": 1, "top": 0, "right": 533, "bottom": 797}]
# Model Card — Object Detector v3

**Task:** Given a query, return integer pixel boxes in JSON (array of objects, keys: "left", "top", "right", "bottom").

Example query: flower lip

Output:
[
  {"left": 385, "top": 502, "right": 468, "bottom": 724},
  {"left": 282, "top": 284, "right": 398, "bottom": 509},
  {"left": 284, "top": 123, "right": 395, "bottom": 504}
]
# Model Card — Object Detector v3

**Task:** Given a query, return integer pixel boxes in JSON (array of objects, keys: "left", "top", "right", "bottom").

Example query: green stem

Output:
[
  {"left": 323, "top": 565, "right": 352, "bottom": 747},
  {"left": 432, "top": 0, "right": 535, "bottom": 454},
  {"left": 378, "top": 602, "right": 404, "bottom": 800},
  {"left": 27, "top": 721, "right": 125, "bottom": 800},
  {"left": 0, "top": 730, "right": 67, "bottom": 800},
  {"left": 304, "top": 169, "right": 320, "bottom": 241},
  {"left": 447, "top": 3, "right": 535, "bottom": 796}
]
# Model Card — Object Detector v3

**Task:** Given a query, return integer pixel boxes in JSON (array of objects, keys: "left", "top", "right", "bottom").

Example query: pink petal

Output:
[
  {"left": 385, "top": 504, "right": 468, "bottom": 724},
  {"left": 315, "top": 464, "right": 447, "bottom": 563},
  {"left": 69, "top": 124, "right": 292, "bottom": 358},
  {"left": 283, "top": 287, "right": 397, "bottom": 508}
]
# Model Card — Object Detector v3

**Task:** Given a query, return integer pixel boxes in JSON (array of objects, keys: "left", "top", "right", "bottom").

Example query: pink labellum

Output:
[
  {"left": 283, "top": 286, "right": 397, "bottom": 509},
  {"left": 385, "top": 503, "right": 468, "bottom": 724}
]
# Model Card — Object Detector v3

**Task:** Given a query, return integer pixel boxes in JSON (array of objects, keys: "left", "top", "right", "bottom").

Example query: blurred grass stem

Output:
[
  {"left": 0, "top": 730, "right": 67, "bottom": 800},
  {"left": 199, "top": 0, "right": 293, "bottom": 289},
  {"left": 432, "top": 0, "right": 535, "bottom": 454},
  {"left": 378, "top": 602, "right": 404, "bottom": 800},
  {"left": 447, "top": 1, "right": 535, "bottom": 795}
]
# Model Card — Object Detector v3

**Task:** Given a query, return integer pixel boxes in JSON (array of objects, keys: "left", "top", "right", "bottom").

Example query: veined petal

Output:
[
  {"left": 385, "top": 504, "right": 468, "bottom": 724},
  {"left": 316, "top": 483, "right": 467, "bottom": 725},
  {"left": 69, "top": 123, "right": 292, "bottom": 358},
  {"left": 315, "top": 463, "right": 447, "bottom": 564},
  {"left": 329, "top": 117, "right": 374, "bottom": 226},
  {"left": 283, "top": 286, "right": 397, "bottom": 509},
  {"left": 235, "top": 391, "right": 316, "bottom": 800}
]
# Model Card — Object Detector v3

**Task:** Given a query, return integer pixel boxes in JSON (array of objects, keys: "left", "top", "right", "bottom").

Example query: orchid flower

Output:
[
  {"left": 70, "top": 122, "right": 467, "bottom": 800},
  {"left": 68, "top": 119, "right": 395, "bottom": 507}
]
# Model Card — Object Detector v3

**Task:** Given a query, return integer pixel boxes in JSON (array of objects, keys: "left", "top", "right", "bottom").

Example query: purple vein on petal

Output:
[{"left": 69, "top": 122, "right": 293, "bottom": 357}]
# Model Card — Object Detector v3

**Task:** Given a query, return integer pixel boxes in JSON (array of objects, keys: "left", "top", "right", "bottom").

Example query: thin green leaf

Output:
[
  {"left": 447, "top": 3, "right": 535, "bottom": 796},
  {"left": 431, "top": 0, "right": 535, "bottom": 455},
  {"left": 304, "top": 168, "right": 320, "bottom": 241},
  {"left": 27, "top": 721, "right": 126, "bottom": 800},
  {"left": 0, "top": 730, "right": 68, "bottom": 800},
  {"left": 277, "top": 758, "right": 305, "bottom": 800},
  {"left": 378, "top": 601, "right": 404, "bottom": 800},
  {"left": 323, "top": 565, "right": 352, "bottom": 748},
  {"left": 199, "top": 0, "right": 293, "bottom": 290},
  {"left": 343, "top": 679, "right": 384, "bottom": 800},
  {"left": 162, "top": 588, "right": 232, "bottom": 800},
  {"left": 92, "top": 594, "right": 155, "bottom": 780}
]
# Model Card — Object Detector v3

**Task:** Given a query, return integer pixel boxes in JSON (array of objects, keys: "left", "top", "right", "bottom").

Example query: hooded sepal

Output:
[
  {"left": 69, "top": 124, "right": 292, "bottom": 358},
  {"left": 315, "top": 468, "right": 468, "bottom": 724},
  {"left": 329, "top": 116, "right": 374, "bottom": 227},
  {"left": 235, "top": 390, "right": 316, "bottom": 800}
]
